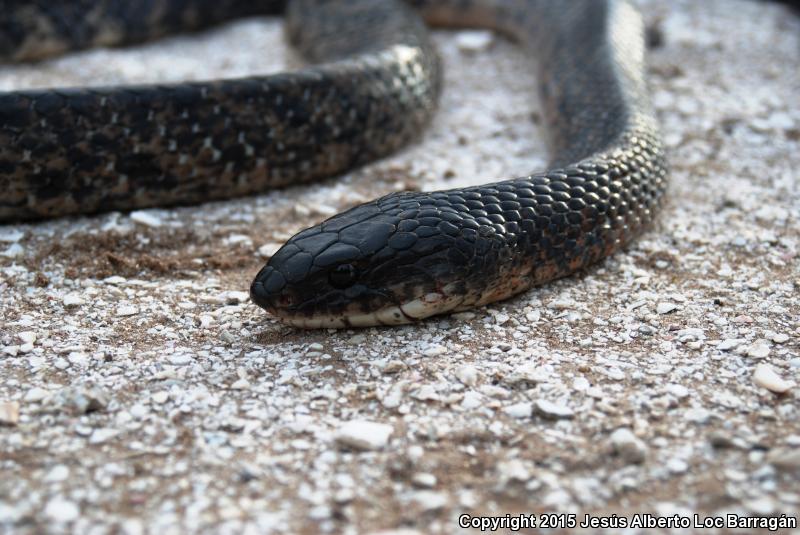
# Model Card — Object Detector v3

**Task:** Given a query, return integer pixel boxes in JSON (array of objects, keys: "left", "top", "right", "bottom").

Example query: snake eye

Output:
[{"left": 329, "top": 264, "right": 357, "bottom": 289}]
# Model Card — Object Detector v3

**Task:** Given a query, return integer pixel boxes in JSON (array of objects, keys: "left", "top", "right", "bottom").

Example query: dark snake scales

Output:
[{"left": 0, "top": 0, "right": 667, "bottom": 328}]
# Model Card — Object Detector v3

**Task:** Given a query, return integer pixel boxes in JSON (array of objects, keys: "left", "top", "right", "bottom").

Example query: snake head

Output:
[{"left": 250, "top": 192, "right": 494, "bottom": 328}]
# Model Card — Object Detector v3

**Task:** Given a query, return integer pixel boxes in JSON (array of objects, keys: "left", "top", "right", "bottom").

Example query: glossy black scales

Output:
[
  {"left": 251, "top": 0, "right": 667, "bottom": 327},
  {"left": 0, "top": 0, "right": 667, "bottom": 327},
  {"left": 0, "top": 0, "right": 440, "bottom": 220}
]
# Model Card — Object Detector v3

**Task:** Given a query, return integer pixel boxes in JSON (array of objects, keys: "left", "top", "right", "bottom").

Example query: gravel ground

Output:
[{"left": 1, "top": 1, "right": 799, "bottom": 533}]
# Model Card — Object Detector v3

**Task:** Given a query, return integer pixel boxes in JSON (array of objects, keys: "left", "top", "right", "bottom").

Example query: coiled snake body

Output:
[{"left": 0, "top": 0, "right": 667, "bottom": 328}]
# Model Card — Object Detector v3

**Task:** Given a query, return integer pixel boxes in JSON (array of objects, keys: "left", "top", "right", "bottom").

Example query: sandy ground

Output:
[{"left": 1, "top": 0, "right": 799, "bottom": 533}]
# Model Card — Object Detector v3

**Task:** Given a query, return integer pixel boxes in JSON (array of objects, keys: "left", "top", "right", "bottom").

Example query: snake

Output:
[{"left": 0, "top": 0, "right": 667, "bottom": 328}]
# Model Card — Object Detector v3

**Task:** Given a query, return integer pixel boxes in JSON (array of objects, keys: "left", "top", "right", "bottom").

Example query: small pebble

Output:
[
  {"left": 63, "top": 294, "right": 85, "bottom": 307},
  {"left": 743, "top": 340, "right": 771, "bottom": 359},
  {"left": 24, "top": 387, "right": 50, "bottom": 403},
  {"left": 116, "top": 305, "right": 139, "bottom": 317},
  {"left": 667, "top": 458, "right": 689, "bottom": 474},
  {"left": 718, "top": 339, "right": 743, "bottom": 351},
  {"left": 610, "top": 428, "right": 648, "bottom": 464},
  {"left": 258, "top": 242, "right": 283, "bottom": 258},
  {"left": 455, "top": 365, "right": 479, "bottom": 387},
  {"left": 767, "top": 448, "right": 800, "bottom": 471},
  {"left": 411, "top": 473, "right": 437, "bottom": 488},
  {"left": 0, "top": 228, "right": 24, "bottom": 242},
  {"left": 88, "top": 428, "right": 118, "bottom": 444},
  {"left": 382, "top": 360, "right": 406, "bottom": 374},
  {"left": 1, "top": 243, "right": 23, "bottom": 259},
  {"left": 422, "top": 344, "right": 447, "bottom": 358},
  {"left": 44, "top": 465, "right": 70, "bottom": 483},
  {"left": 64, "top": 386, "right": 109, "bottom": 414},
  {"left": 656, "top": 302, "right": 678, "bottom": 314},
  {"left": 533, "top": 399, "right": 574, "bottom": 419},
  {"left": 684, "top": 408, "right": 711, "bottom": 424},
  {"left": 0, "top": 401, "right": 20, "bottom": 426},
  {"left": 503, "top": 402, "right": 533, "bottom": 419},
  {"left": 752, "top": 364, "right": 793, "bottom": 394},
  {"left": 129, "top": 210, "right": 163, "bottom": 227},
  {"left": 771, "top": 333, "right": 789, "bottom": 344},
  {"left": 456, "top": 30, "right": 493, "bottom": 53},
  {"left": 409, "top": 490, "right": 448, "bottom": 511},
  {"left": 44, "top": 498, "right": 80, "bottom": 523},
  {"left": 335, "top": 420, "right": 393, "bottom": 451},
  {"left": 18, "top": 332, "right": 37, "bottom": 345},
  {"left": 151, "top": 391, "right": 169, "bottom": 404}
]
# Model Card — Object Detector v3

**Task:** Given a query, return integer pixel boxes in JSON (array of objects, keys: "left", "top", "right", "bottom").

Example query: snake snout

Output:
[{"left": 250, "top": 265, "right": 289, "bottom": 310}]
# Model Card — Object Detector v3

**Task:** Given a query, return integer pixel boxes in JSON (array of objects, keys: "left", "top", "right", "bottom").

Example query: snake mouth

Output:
[{"left": 251, "top": 266, "right": 468, "bottom": 328}]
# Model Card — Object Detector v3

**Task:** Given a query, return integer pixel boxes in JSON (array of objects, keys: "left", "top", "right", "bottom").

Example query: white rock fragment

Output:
[
  {"left": 460, "top": 391, "right": 483, "bottom": 410},
  {"left": 422, "top": 344, "right": 447, "bottom": 357},
  {"left": 684, "top": 407, "right": 711, "bottom": 424},
  {"left": 494, "top": 313, "right": 510, "bottom": 325},
  {"left": 0, "top": 228, "right": 24, "bottom": 242},
  {"left": 677, "top": 328, "right": 705, "bottom": 342},
  {"left": 64, "top": 386, "right": 109, "bottom": 413},
  {"left": 456, "top": 30, "right": 493, "bottom": 53},
  {"left": 335, "top": 420, "right": 393, "bottom": 451},
  {"left": 511, "top": 362, "right": 550, "bottom": 384},
  {"left": 503, "top": 402, "right": 533, "bottom": 419},
  {"left": 67, "top": 352, "right": 88, "bottom": 367},
  {"left": 771, "top": 333, "right": 789, "bottom": 344},
  {"left": 44, "top": 465, "right": 70, "bottom": 483},
  {"left": 665, "top": 383, "right": 690, "bottom": 399},
  {"left": 258, "top": 242, "right": 283, "bottom": 258},
  {"left": 1, "top": 243, "right": 23, "bottom": 259},
  {"left": 224, "top": 234, "right": 252, "bottom": 246},
  {"left": 745, "top": 497, "right": 777, "bottom": 516},
  {"left": 767, "top": 448, "right": 800, "bottom": 471},
  {"left": 609, "top": 428, "right": 648, "bottom": 464},
  {"left": 381, "top": 360, "right": 406, "bottom": 374},
  {"left": 412, "top": 385, "right": 439, "bottom": 401},
  {"left": 24, "top": 387, "right": 50, "bottom": 403},
  {"left": 63, "top": 294, "right": 85, "bottom": 307},
  {"left": 496, "top": 458, "right": 532, "bottom": 484},
  {"left": 116, "top": 305, "right": 139, "bottom": 317},
  {"left": 89, "top": 428, "right": 118, "bottom": 444},
  {"left": 411, "top": 473, "right": 437, "bottom": 488},
  {"left": 718, "top": 339, "right": 743, "bottom": 351},
  {"left": 223, "top": 291, "right": 250, "bottom": 304},
  {"left": 311, "top": 204, "right": 338, "bottom": 217},
  {"left": 667, "top": 458, "right": 689, "bottom": 474},
  {"left": 130, "top": 404, "right": 149, "bottom": 419},
  {"left": 455, "top": 365, "right": 479, "bottom": 387},
  {"left": 0, "top": 402, "right": 19, "bottom": 426},
  {"left": 409, "top": 490, "right": 448, "bottom": 511},
  {"left": 743, "top": 340, "right": 771, "bottom": 359},
  {"left": 752, "top": 364, "right": 793, "bottom": 394},
  {"left": 656, "top": 302, "right": 678, "bottom": 314},
  {"left": 18, "top": 332, "right": 36, "bottom": 345},
  {"left": 129, "top": 210, "right": 163, "bottom": 227},
  {"left": 534, "top": 399, "right": 574, "bottom": 419},
  {"left": 168, "top": 354, "right": 192, "bottom": 366},
  {"left": 44, "top": 498, "right": 80, "bottom": 523},
  {"left": 151, "top": 391, "right": 169, "bottom": 404},
  {"left": 381, "top": 386, "right": 404, "bottom": 409},
  {"left": 230, "top": 378, "right": 251, "bottom": 390}
]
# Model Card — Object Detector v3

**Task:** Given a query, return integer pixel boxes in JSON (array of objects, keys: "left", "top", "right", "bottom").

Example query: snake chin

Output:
[{"left": 252, "top": 289, "right": 467, "bottom": 329}]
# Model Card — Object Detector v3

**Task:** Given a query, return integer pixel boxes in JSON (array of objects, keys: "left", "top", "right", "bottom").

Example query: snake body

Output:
[{"left": 0, "top": 0, "right": 667, "bottom": 328}]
